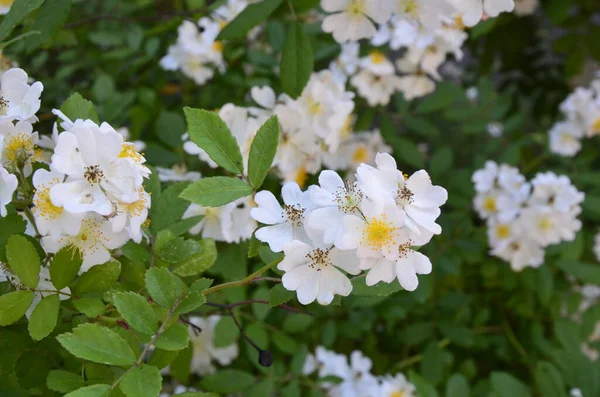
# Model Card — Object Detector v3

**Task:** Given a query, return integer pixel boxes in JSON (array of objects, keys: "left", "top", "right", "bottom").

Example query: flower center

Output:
[
  {"left": 538, "top": 216, "right": 553, "bottom": 231},
  {"left": 333, "top": 181, "right": 363, "bottom": 213},
  {"left": 352, "top": 146, "right": 368, "bottom": 163},
  {"left": 346, "top": 0, "right": 365, "bottom": 16},
  {"left": 391, "top": 391, "right": 406, "bottom": 397},
  {"left": 285, "top": 204, "right": 306, "bottom": 226},
  {"left": 307, "top": 98, "right": 322, "bottom": 115},
  {"left": 483, "top": 196, "right": 496, "bottom": 212},
  {"left": 33, "top": 185, "right": 63, "bottom": 220},
  {"left": 119, "top": 143, "right": 143, "bottom": 163},
  {"left": 362, "top": 216, "right": 397, "bottom": 251},
  {"left": 395, "top": 186, "right": 414, "bottom": 207},
  {"left": 306, "top": 248, "right": 331, "bottom": 270},
  {"left": 370, "top": 51, "right": 386, "bottom": 65},
  {"left": 3, "top": 132, "right": 35, "bottom": 167},
  {"left": 496, "top": 224, "right": 510, "bottom": 239},
  {"left": 212, "top": 41, "right": 224, "bottom": 53},
  {"left": 399, "top": 0, "right": 419, "bottom": 17},
  {"left": 0, "top": 96, "right": 7, "bottom": 115},
  {"left": 295, "top": 166, "right": 308, "bottom": 188},
  {"left": 84, "top": 165, "right": 105, "bottom": 185},
  {"left": 592, "top": 117, "right": 600, "bottom": 134},
  {"left": 123, "top": 193, "right": 147, "bottom": 217}
]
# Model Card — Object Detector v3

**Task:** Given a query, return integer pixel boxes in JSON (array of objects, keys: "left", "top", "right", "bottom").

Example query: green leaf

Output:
[
  {"left": 415, "top": 82, "right": 460, "bottom": 113},
  {"left": 72, "top": 261, "right": 121, "bottom": 295},
  {"left": 0, "top": 290, "right": 34, "bottom": 325},
  {"left": 155, "top": 110, "right": 186, "bottom": 148},
  {"left": 248, "top": 115, "right": 279, "bottom": 189},
  {"left": 404, "top": 115, "right": 441, "bottom": 139},
  {"left": 150, "top": 182, "right": 193, "bottom": 234},
  {"left": 0, "top": 0, "right": 44, "bottom": 42},
  {"left": 119, "top": 364, "right": 162, "bottom": 397},
  {"left": 57, "top": 324, "right": 137, "bottom": 367},
  {"left": 180, "top": 176, "right": 252, "bottom": 207},
  {"left": 409, "top": 371, "right": 439, "bottom": 397},
  {"left": 0, "top": 30, "right": 39, "bottom": 49},
  {"left": 153, "top": 323, "right": 190, "bottom": 351},
  {"left": 217, "top": 0, "right": 283, "bottom": 40},
  {"left": 350, "top": 275, "right": 402, "bottom": 297},
  {"left": 199, "top": 369, "right": 255, "bottom": 393},
  {"left": 50, "top": 246, "right": 83, "bottom": 290},
  {"left": 490, "top": 372, "right": 532, "bottom": 397},
  {"left": 535, "top": 362, "right": 567, "bottom": 397},
  {"left": 47, "top": 370, "right": 85, "bottom": 394},
  {"left": 64, "top": 384, "right": 110, "bottom": 397},
  {"left": 214, "top": 316, "right": 240, "bottom": 347},
  {"left": 173, "top": 239, "right": 218, "bottom": 277},
  {"left": 269, "top": 283, "right": 294, "bottom": 307},
  {"left": 6, "top": 234, "right": 40, "bottom": 288},
  {"left": 145, "top": 267, "right": 184, "bottom": 308},
  {"left": 183, "top": 108, "right": 244, "bottom": 175},
  {"left": 112, "top": 292, "right": 157, "bottom": 335},
  {"left": 28, "top": 294, "right": 60, "bottom": 341},
  {"left": 446, "top": 374, "right": 470, "bottom": 397},
  {"left": 281, "top": 22, "right": 313, "bottom": 98},
  {"left": 395, "top": 137, "right": 425, "bottom": 169},
  {"left": 0, "top": 213, "right": 26, "bottom": 262},
  {"left": 22, "top": 0, "right": 71, "bottom": 51},
  {"left": 60, "top": 93, "right": 99, "bottom": 124},
  {"left": 429, "top": 146, "right": 454, "bottom": 179},
  {"left": 177, "top": 393, "right": 219, "bottom": 397},
  {"left": 148, "top": 348, "right": 180, "bottom": 370},
  {"left": 73, "top": 298, "right": 106, "bottom": 318},
  {"left": 554, "top": 260, "right": 600, "bottom": 285}
]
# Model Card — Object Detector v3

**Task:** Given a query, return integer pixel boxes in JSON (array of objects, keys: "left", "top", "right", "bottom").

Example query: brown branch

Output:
[{"left": 206, "top": 299, "right": 314, "bottom": 316}]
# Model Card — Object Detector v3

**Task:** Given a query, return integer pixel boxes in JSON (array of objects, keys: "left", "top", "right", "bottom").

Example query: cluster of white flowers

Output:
[
  {"left": 160, "top": 0, "right": 251, "bottom": 85},
  {"left": 548, "top": 73, "right": 600, "bottom": 157},
  {"left": 472, "top": 161, "right": 584, "bottom": 271},
  {"left": 181, "top": 71, "right": 392, "bottom": 244},
  {"left": 320, "top": 0, "right": 515, "bottom": 45},
  {"left": 250, "top": 152, "right": 447, "bottom": 305},
  {"left": 303, "top": 346, "right": 416, "bottom": 397}
]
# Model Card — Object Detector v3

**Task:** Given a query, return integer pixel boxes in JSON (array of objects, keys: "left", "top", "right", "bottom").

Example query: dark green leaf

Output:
[
  {"left": 64, "top": 384, "right": 110, "bottom": 397},
  {"left": 72, "top": 261, "right": 121, "bottom": 295},
  {"left": 199, "top": 369, "right": 255, "bottom": 393},
  {"left": 217, "top": 0, "right": 283, "bottom": 40},
  {"left": 281, "top": 22, "right": 313, "bottom": 98},
  {"left": 248, "top": 115, "right": 279, "bottom": 188},
  {"left": 47, "top": 370, "right": 84, "bottom": 394},
  {"left": 23, "top": 0, "right": 71, "bottom": 51},
  {"left": 153, "top": 323, "right": 189, "bottom": 351},
  {"left": 50, "top": 246, "right": 83, "bottom": 290},
  {"left": 145, "top": 267, "right": 184, "bottom": 308},
  {"left": 0, "top": 0, "right": 44, "bottom": 42},
  {"left": 60, "top": 93, "right": 99, "bottom": 124},
  {"left": 490, "top": 372, "right": 532, "bottom": 397},
  {"left": 0, "top": 290, "right": 34, "bottom": 326},
  {"left": 28, "top": 294, "right": 60, "bottom": 341}
]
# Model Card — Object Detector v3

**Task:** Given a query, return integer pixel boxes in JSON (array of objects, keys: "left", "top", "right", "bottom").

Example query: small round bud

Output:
[{"left": 258, "top": 350, "right": 273, "bottom": 367}]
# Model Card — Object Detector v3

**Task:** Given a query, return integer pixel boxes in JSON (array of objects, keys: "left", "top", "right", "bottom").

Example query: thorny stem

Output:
[
  {"left": 110, "top": 292, "right": 186, "bottom": 391},
  {"left": 204, "top": 258, "right": 282, "bottom": 295}
]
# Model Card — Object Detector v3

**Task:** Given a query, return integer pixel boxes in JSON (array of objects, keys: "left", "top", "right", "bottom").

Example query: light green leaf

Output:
[
  {"left": 183, "top": 108, "right": 244, "bottom": 174},
  {"left": 73, "top": 261, "right": 121, "bottom": 295},
  {"left": 0, "top": 0, "right": 44, "bottom": 42},
  {"left": 490, "top": 372, "right": 532, "bottom": 397},
  {"left": 112, "top": 292, "right": 158, "bottom": 335},
  {"left": 119, "top": 364, "right": 162, "bottom": 397},
  {"left": 6, "top": 234, "right": 40, "bottom": 288},
  {"left": 50, "top": 246, "right": 83, "bottom": 290},
  {"left": 144, "top": 267, "right": 184, "bottom": 308},
  {"left": 248, "top": 115, "right": 279, "bottom": 189},
  {"left": 64, "top": 384, "right": 110, "bottom": 397},
  {"left": 217, "top": 0, "right": 283, "bottom": 40},
  {"left": 73, "top": 298, "right": 105, "bottom": 318},
  {"left": 180, "top": 176, "right": 252, "bottom": 207},
  {"left": 23, "top": 0, "right": 71, "bottom": 51},
  {"left": 175, "top": 290, "right": 207, "bottom": 315},
  {"left": 57, "top": 324, "right": 137, "bottom": 367},
  {"left": 153, "top": 323, "right": 190, "bottom": 351},
  {"left": 47, "top": 370, "right": 85, "bottom": 393},
  {"left": 350, "top": 275, "right": 402, "bottom": 297},
  {"left": 269, "top": 283, "right": 294, "bottom": 307},
  {"left": 0, "top": 290, "right": 34, "bottom": 326},
  {"left": 199, "top": 369, "right": 255, "bottom": 393},
  {"left": 60, "top": 93, "right": 99, "bottom": 124},
  {"left": 281, "top": 22, "right": 313, "bottom": 98},
  {"left": 28, "top": 294, "right": 60, "bottom": 341},
  {"left": 172, "top": 239, "right": 218, "bottom": 277}
]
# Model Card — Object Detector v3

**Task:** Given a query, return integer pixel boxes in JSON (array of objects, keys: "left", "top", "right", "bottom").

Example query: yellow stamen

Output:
[
  {"left": 295, "top": 166, "right": 308, "bottom": 188},
  {"left": 119, "top": 142, "right": 143, "bottom": 163},
  {"left": 212, "top": 41, "right": 224, "bottom": 53},
  {"left": 33, "top": 184, "right": 63, "bottom": 220},
  {"left": 370, "top": 51, "right": 386, "bottom": 65},
  {"left": 483, "top": 196, "right": 496, "bottom": 212},
  {"left": 352, "top": 146, "right": 368, "bottom": 164},
  {"left": 496, "top": 224, "right": 510, "bottom": 239},
  {"left": 362, "top": 216, "right": 397, "bottom": 251}
]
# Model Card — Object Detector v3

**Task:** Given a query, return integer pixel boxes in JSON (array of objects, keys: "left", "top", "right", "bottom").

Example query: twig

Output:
[
  {"left": 250, "top": 277, "right": 281, "bottom": 284},
  {"left": 204, "top": 258, "right": 282, "bottom": 295},
  {"left": 206, "top": 299, "right": 314, "bottom": 316}
]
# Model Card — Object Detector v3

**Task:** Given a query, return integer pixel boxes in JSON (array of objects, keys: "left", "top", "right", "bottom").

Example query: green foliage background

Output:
[{"left": 0, "top": 0, "right": 600, "bottom": 396}]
